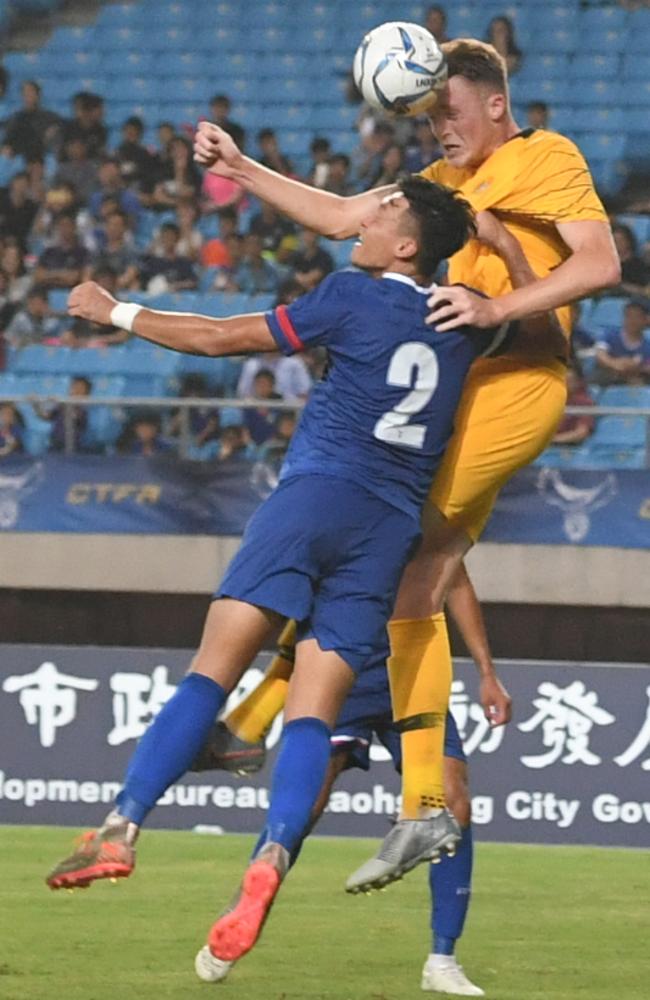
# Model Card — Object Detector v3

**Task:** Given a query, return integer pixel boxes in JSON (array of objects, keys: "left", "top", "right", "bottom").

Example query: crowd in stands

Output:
[{"left": 0, "top": 1, "right": 649, "bottom": 465}]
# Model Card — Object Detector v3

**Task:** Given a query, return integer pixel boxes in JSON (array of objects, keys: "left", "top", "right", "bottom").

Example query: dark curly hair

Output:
[{"left": 398, "top": 174, "right": 476, "bottom": 280}]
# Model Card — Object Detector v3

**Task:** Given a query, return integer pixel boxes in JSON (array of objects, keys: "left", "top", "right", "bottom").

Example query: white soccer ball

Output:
[{"left": 353, "top": 21, "right": 447, "bottom": 117}]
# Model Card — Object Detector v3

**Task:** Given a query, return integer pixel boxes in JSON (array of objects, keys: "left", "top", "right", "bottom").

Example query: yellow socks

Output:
[
  {"left": 225, "top": 621, "right": 296, "bottom": 744},
  {"left": 387, "top": 613, "right": 452, "bottom": 819}
]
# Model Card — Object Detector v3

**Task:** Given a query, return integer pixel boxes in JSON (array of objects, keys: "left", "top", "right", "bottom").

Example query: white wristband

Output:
[{"left": 110, "top": 302, "right": 143, "bottom": 332}]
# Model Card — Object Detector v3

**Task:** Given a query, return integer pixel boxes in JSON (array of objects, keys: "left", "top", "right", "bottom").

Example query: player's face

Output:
[
  {"left": 352, "top": 194, "right": 414, "bottom": 272},
  {"left": 429, "top": 76, "right": 504, "bottom": 169}
]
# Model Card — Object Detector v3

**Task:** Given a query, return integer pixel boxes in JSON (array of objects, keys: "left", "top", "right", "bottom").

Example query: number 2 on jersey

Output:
[{"left": 373, "top": 342, "right": 439, "bottom": 449}]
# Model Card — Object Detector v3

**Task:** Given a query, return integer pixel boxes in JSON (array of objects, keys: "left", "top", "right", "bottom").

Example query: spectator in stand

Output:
[
  {"left": 150, "top": 135, "right": 201, "bottom": 210},
  {"left": 257, "top": 410, "right": 297, "bottom": 468},
  {"left": 34, "top": 213, "right": 88, "bottom": 289},
  {"left": 208, "top": 233, "right": 245, "bottom": 292},
  {"left": 2, "top": 80, "right": 60, "bottom": 161},
  {"left": 248, "top": 200, "right": 295, "bottom": 253},
  {"left": 257, "top": 128, "right": 293, "bottom": 176},
  {"left": 87, "top": 157, "right": 142, "bottom": 226},
  {"left": 275, "top": 277, "right": 304, "bottom": 306},
  {"left": 243, "top": 368, "right": 283, "bottom": 446},
  {"left": 289, "top": 228, "right": 334, "bottom": 291},
  {"left": 2, "top": 241, "right": 32, "bottom": 309},
  {"left": 552, "top": 364, "right": 596, "bottom": 445},
  {"left": 231, "top": 232, "right": 278, "bottom": 295},
  {"left": 371, "top": 142, "right": 406, "bottom": 188},
  {"left": 173, "top": 198, "right": 203, "bottom": 262},
  {"left": 526, "top": 101, "right": 549, "bottom": 130},
  {"left": 53, "top": 135, "right": 98, "bottom": 205},
  {"left": 32, "top": 180, "right": 79, "bottom": 244},
  {"left": 0, "top": 402, "right": 24, "bottom": 457},
  {"left": 214, "top": 423, "right": 251, "bottom": 465},
  {"left": 405, "top": 118, "right": 442, "bottom": 173},
  {"left": 237, "top": 345, "right": 312, "bottom": 402},
  {"left": 353, "top": 121, "right": 395, "bottom": 188},
  {"left": 324, "top": 154, "right": 353, "bottom": 196},
  {"left": 200, "top": 205, "right": 239, "bottom": 267},
  {"left": 41, "top": 375, "right": 91, "bottom": 452},
  {"left": 60, "top": 92, "right": 107, "bottom": 161},
  {"left": 486, "top": 16, "right": 522, "bottom": 76},
  {"left": 4, "top": 286, "right": 61, "bottom": 350},
  {"left": 209, "top": 94, "right": 245, "bottom": 146},
  {"left": 115, "top": 116, "right": 158, "bottom": 194},
  {"left": 167, "top": 374, "right": 220, "bottom": 449},
  {"left": 594, "top": 300, "right": 650, "bottom": 385},
  {"left": 85, "top": 210, "right": 139, "bottom": 290},
  {"left": 0, "top": 64, "right": 9, "bottom": 120},
  {"left": 424, "top": 4, "right": 449, "bottom": 43},
  {"left": 138, "top": 221, "right": 198, "bottom": 292},
  {"left": 0, "top": 270, "right": 14, "bottom": 332},
  {"left": 62, "top": 266, "right": 129, "bottom": 346},
  {"left": 0, "top": 172, "right": 39, "bottom": 251},
  {"left": 156, "top": 121, "right": 175, "bottom": 154},
  {"left": 611, "top": 224, "right": 650, "bottom": 297},
  {"left": 306, "top": 137, "right": 331, "bottom": 188},
  {"left": 117, "top": 411, "right": 170, "bottom": 457}
]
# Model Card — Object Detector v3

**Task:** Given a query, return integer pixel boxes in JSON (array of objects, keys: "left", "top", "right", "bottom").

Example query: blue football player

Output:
[{"left": 46, "top": 177, "right": 503, "bottom": 968}]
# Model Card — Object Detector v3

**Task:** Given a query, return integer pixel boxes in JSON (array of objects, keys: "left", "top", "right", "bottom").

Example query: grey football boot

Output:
[
  {"left": 345, "top": 808, "right": 461, "bottom": 894},
  {"left": 191, "top": 720, "right": 266, "bottom": 776}
]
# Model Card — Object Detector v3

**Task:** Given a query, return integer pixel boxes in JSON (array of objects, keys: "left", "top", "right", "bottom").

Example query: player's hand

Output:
[
  {"left": 474, "top": 210, "right": 513, "bottom": 254},
  {"left": 427, "top": 284, "right": 503, "bottom": 330},
  {"left": 479, "top": 674, "right": 512, "bottom": 727},
  {"left": 67, "top": 281, "right": 117, "bottom": 326},
  {"left": 193, "top": 121, "right": 243, "bottom": 176}
]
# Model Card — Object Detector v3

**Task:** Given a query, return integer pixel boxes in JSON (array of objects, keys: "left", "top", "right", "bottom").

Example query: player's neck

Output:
[{"left": 381, "top": 263, "right": 429, "bottom": 287}]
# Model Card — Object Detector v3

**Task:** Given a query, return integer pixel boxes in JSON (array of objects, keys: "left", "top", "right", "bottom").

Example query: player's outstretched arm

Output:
[
  {"left": 194, "top": 121, "right": 388, "bottom": 240},
  {"left": 445, "top": 561, "right": 512, "bottom": 727},
  {"left": 67, "top": 282, "right": 276, "bottom": 356}
]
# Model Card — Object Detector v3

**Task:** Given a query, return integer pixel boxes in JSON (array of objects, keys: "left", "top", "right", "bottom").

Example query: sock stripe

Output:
[{"left": 394, "top": 711, "right": 446, "bottom": 733}]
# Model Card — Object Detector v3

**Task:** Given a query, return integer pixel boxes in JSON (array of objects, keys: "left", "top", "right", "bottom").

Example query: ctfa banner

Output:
[
  {"left": 1, "top": 644, "right": 649, "bottom": 847},
  {"left": 1, "top": 455, "right": 649, "bottom": 547}
]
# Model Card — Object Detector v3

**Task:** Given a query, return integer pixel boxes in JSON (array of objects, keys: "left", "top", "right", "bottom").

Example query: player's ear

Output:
[
  {"left": 396, "top": 235, "right": 419, "bottom": 264},
  {"left": 486, "top": 91, "right": 507, "bottom": 123}
]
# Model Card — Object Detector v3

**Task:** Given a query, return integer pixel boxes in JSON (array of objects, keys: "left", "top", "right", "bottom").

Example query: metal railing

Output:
[{"left": 2, "top": 395, "right": 650, "bottom": 465}]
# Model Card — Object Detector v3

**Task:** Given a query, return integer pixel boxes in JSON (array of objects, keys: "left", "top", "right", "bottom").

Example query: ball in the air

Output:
[{"left": 353, "top": 21, "right": 447, "bottom": 117}]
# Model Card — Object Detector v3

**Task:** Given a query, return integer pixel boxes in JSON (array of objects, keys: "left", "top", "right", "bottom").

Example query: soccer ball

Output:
[{"left": 353, "top": 21, "right": 447, "bottom": 117}]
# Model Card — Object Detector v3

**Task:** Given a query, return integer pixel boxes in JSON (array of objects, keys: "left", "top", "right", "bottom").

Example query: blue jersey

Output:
[{"left": 265, "top": 270, "right": 499, "bottom": 520}]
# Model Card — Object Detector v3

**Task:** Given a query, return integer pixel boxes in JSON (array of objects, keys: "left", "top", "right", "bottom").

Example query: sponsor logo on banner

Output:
[
  {"left": 1, "top": 645, "right": 649, "bottom": 846},
  {"left": 536, "top": 469, "right": 618, "bottom": 543}
]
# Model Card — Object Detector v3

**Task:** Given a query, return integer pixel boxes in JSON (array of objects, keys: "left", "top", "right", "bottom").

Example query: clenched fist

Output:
[
  {"left": 193, "top": 121, "right": 244, "bottom": 177},
  {"left": 68, "top": 281, "right": 118, "bottom": 326}
]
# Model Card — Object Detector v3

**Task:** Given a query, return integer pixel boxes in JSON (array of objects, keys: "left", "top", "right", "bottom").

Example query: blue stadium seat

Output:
[
  {"left": 621, "top": 54, "right": 650, "bottom": 80},
  {"left": 10, "top": 346, "right": 73, "bottom": 375},
  {"left": 325, "top": 240, "right": 355, "bottom": 269},
  {"left": 517, "top": 53, "right": 570, "bottom": 81},
  {"left": 95, "top": 2, "right": 149, "bottom": 28},
  {"left": 509, "top": 79, "right": 570, "bottom": 105},
  {"left": 580, "top": 28, "right": 627, "bottom": 54},
  {"left": 622, "top": 108, "right": 650, "bottom": 134},
  {"left": 591, "top": 416, "right": 646, "bottom": 448},
  {"left": 573, "top": 108, "right": 625, "bottom": 134},
  {"left": 0, "top": 373, "right": 18, "bottom": 394},
  {"left": 528, "top": 28, "right": 578, "bottom": 52},
  {"left": 580, "top": 446, "right": 645, "bottom": 470},
  {"left": 121, "top": 375, "right": 171, "bottom": 396},
  {"left": 579, "top": 6, "right": 628, "bottom": 31},
  {"left": 587, "top": 297, "right": 626, "bottom": 330},
  {"left": 600, "top": 385, "right": 650, "bottom": 409},
  {"left": 576, "top": 133, "right": 626, "bottom": 162},
  {"left": 42, "top": 26, "right": 96, "bottom": 53},
  {"left": 569, "top": 54, "right": 620, "bottom": 81},
  {"left": 105, "top": 76, "right": 159, "bottom": 103},
  {"left": 571, "top": 80, "right": 625, "bottom": 106},
  {"left": 627, "top": 25, "right": 650, "bottom": 54},
  {"left": 14, "top": 374, "right": 70, "bottom": 395},
  {"left": 549, "top": 107, "right": 575, "bottom": 134},
  {"left": 101, "top": 50, "right": 155, "bottom": 76}
]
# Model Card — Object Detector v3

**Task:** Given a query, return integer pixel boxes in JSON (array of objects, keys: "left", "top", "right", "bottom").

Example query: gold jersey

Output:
[{"left": 420, "top": 128, "right": 608, "bottom": 337}]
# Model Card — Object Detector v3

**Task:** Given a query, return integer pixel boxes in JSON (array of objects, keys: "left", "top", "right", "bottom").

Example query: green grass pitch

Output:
[{"left": 1, "top": 826, "right": 649, "bottom": 1000}]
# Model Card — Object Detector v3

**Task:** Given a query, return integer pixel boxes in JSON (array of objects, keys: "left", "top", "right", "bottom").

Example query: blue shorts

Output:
[
  {"left": 216, "top": 474, "right": 420, "bottom": 672},
  {"left": 331, "top": 657, "right": 466, "bottom": 769}
]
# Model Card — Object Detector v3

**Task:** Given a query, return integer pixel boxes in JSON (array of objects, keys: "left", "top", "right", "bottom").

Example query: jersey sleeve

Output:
[
  {"left": 264, "top": 273, "right": 350, "bottom": 355},
  {"left": 478, "top": 132, "right": 608, "bottom": 223}
]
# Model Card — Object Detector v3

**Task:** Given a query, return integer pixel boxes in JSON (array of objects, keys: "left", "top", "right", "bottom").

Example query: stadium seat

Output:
[
  {"left": 600, "top": 385, "right": 650, "bottom": 409},
  {"left": 575, "top": 133, "right": 626, "bottom": 162},
  {"left": 571, "top": 80, "right": 624, "bottom": 106},
  {"left": 569, "top": 55, "right": 620, "bottom": 81},
  {"left": 9, "top": 346, "right": 72, "bottom": 375},
  {"left": 591, "top": 416, "right": 646, "bottom": 448},
  {"left": 587, "top": 297, "right": 626, "bottom": 330},
  {"left": 528, "top": 28, "right": 578, "bottom": 52},
  {"left": 579, "top": 5, "right": 628, "bottom": 31},
  {"left": 613, "top": 214, "right": 650, "bottom": 245},
  {"left": 42, "top": 26, "right": 96, "bottom": 53},
  {"left": 580, "top": 28, "right": 627, "bottom": 54}
]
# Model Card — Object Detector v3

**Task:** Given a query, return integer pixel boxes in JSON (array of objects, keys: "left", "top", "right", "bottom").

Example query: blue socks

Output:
[
  {"left": 254, "top": 717, "right": 332, "bottom": 858},
  {"left": 116, "top": 673, "right": 227, "bottom": 826},
  {"left": 430, "top": 824, "right": 473, "bottom": 955}
]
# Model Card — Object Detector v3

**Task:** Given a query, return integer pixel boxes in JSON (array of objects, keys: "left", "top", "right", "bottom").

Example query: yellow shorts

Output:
[{"left": 428, "top": 355, "right": 567, "bottom": 542}]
